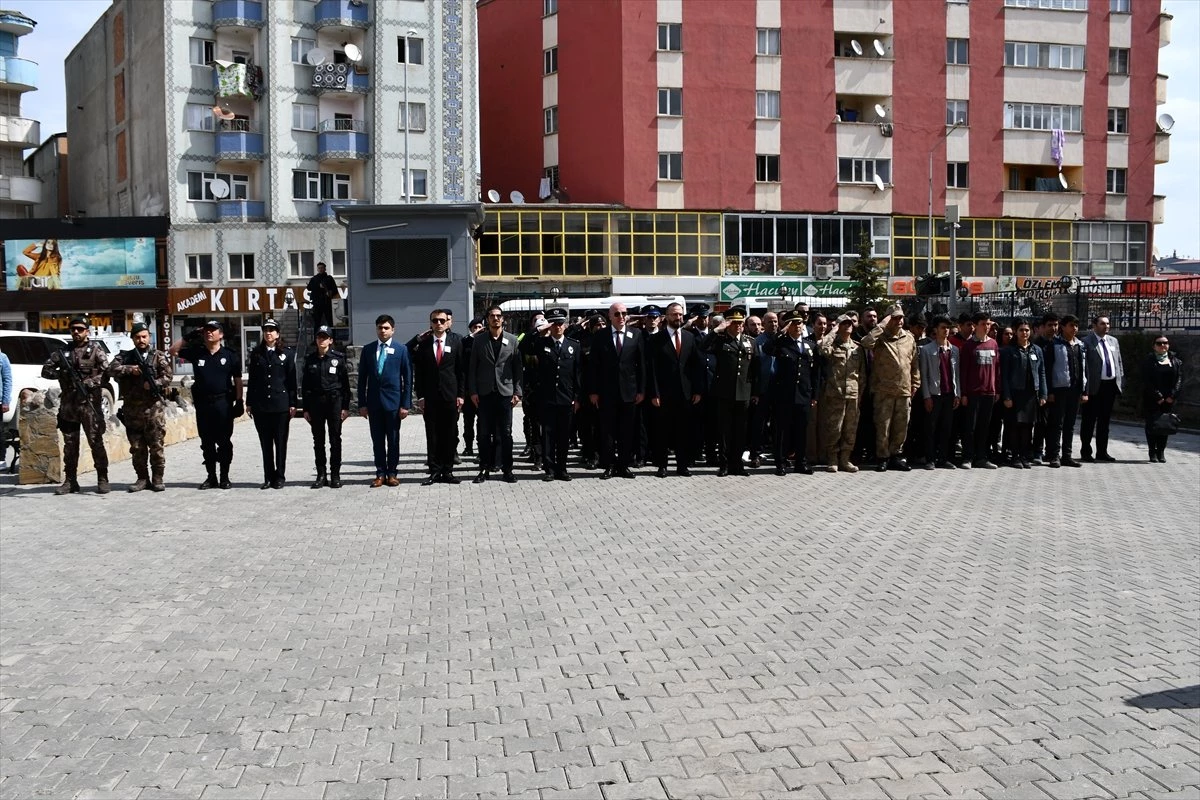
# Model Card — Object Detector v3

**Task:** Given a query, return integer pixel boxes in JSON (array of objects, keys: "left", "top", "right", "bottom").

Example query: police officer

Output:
[
  {"left": 302, "top": 325, "right": 350, "bottom": 488},
  {"left": 701, "top": 306, "right": 762, "bottom": 476},
  {"left": 42, "top": 316, "right": 111, "bottom": 494},
  {"left": 246, "top": 318, "right": 298, "bottom": 489},
  {"left": 764, "top": 310, "right": 820, "bottom": 475},
  {"left": 533, "top": 307, "right": 582, "bottom": 481},
  {"left": 107, "top": 322, "right": 173, "bottom": 491},
  {"left": 172, "top": 320, "right": 243, "bottom": 489}
]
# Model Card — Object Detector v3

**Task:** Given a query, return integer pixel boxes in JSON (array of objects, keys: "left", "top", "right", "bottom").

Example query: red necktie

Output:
[
  {"left": 674, "top": 329, "right": 681, "bottom": 355},
  {"left": 435, "top": 339, "right": 442, "bottom": 365}
]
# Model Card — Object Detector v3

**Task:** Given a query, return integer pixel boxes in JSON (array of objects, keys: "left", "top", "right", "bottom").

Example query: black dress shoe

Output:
[
  {"left": 273, "top": 479, "right": 285, "bottom": 489},
  {"left": 889, "top": 458, "right": 911, "bottom": 472},
  {"left": 311, "top": 476, "right": 327, "bottom": 489},
  {"left": 502, "top": 472, "right": 518, "bottom": 483},
  {"left": 601, "top": 468, "right": 613, "bottom": 480},
  {"left": 441, "top": 474, "right": 461, "bottom": 485},
  {"left": 750, "top": 456, "right": 762, "bottom": 469},
  {"left": 775, "top": 466, "right": 787, "bottom": 476},
  {"left": 199, "top": 476, "right": 218, "bottom": 490},
  {"left": 329, "top": 476, "right": 342, "bottom": 488},
  {"left": 542, "top": 470, "right": 555, "bottom": 482},
  {"left": 876, "top": 461, "right": 889, "bottom": 472},
  {"left": 260, "top": 481, "right": 272, "bottom": 490},
  {"left": 1081, "top": 454, "right": 1095, "bottom": 463},
  {"left": 1062, "top": 457, "right": 1083, "bottom": 468},
  {"left": 656, "top": 467, "right": 668, "bottom": 478},
  {"left": 421, "top": 475, "right": 438, "bottom": 486},
  {"left": 617, "top": 467, "right": 635, "bottom": 479},
  {"left": 473, "top": 470, "right": 489, "bottom": 484},
  {"left": 1097, "top": 454, "right": 1117, "bottom": 462},
  {"left": 676, "top": 467, "right": 691, "bottom": 477},
  {"left": 796, "top": 462, "right": 814, "bottom": 475},
  {"left": 717, "top": 467, "right": 729, "bottom": 477},
  {"left": 555, "top": 472, "right": 572, "bottom": 482}
]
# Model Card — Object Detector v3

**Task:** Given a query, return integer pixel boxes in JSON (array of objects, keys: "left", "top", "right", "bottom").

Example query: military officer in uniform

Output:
[
  {"left": 172, "top": 320, "right": 244, "bottom": 489},
  {"left": 42, "top": 316, "right": 111, "bottom": 494},
  {"left": 818, "top": 314, "right": 866, "bottom": 473},
  {"left": 701, "top": 306, "right": 762, "bottom": 476},
  {"left": 532, "top": 307, "right": 582, "bottom": 481},
  {"left": 764, "top": 309, "right": 820, "bottom": 475},
  {"left": 246, "top": 318, "right": 298, "bottom": 489},
  {"left": 107, "top": 321, "right": 173, "bottom": 491},
  {"left": 302, "top": 325, "right": 350, "bottom": 488}
]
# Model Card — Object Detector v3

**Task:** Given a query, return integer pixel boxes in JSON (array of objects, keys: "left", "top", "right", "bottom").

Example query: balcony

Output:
[
  {"left": 0, "top": 10, "right": 35, "bottom": 36},
  {"left": 1003, "top": 129, "right": 1083, "bottom": 168},
  {"left": 213, "top": 62, "right": 263, "bottom": 98},
  {"left": 319, "top": 199, "right": 368, "bottom": 220},
  {"left": 217, "top": 199, "right": 266, "bottom": 221},
  {"left": 0, "top": 56, "right": 38, "bottom": 92},
  {"left": 314, "top": 0, "right": 370, "bottom": 29},
  {"left": 835, "top": 94, "right": 891, "bottom": 125},
  {"left": 312, "top": 64, "right": 369, "bottom": 94},
  {"left": 215, "top": 123, "right": 265, "bottom": 161},
  {"left": 1159, "top": 12, "right": 1172, "bottom": 48},
  {"left": 317, "top": 119, "right": 369, "bottom": 160},
  {"left": 1002, "top": 190, "right": 1082, "bottom": 221},
  {"left": 0, "top": 116, "right": 40, "bottom": 149},
  {"left": 0, "top": 175, "right": 42, "bottom": 205},
  {"left": 1155, "top": 132, "right": 1170, "bottom": 164},
  {"left": 1153, "top": 195, "right": 1165, "bottom": 225},
  {"left": 1156, "top": 73, "right": 1168, "bottom": 105},
  {"left": 833, "top": 57, "right": 892, "bottom": 98},
  {"left": 211, "top": 0, "right": 264, "bottom": 29}
]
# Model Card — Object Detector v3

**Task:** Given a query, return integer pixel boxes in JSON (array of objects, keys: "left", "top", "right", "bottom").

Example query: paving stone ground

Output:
[{"left": 1, "top": 413, "right": 1197, "bottom": 800}]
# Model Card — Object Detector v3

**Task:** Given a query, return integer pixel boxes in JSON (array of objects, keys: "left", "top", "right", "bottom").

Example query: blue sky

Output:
[{"left": 10, "top": 0, "right": 1200, "bottom": 259}]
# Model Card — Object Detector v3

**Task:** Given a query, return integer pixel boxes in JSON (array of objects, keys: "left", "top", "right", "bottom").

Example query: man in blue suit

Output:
[{"left": 358, "top": 314, "right": 412, "bottom": 486}]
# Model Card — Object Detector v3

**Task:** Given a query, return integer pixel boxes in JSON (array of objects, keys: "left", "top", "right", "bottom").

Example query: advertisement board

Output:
[
  {"left": 720, "top": 276, "right": 856, "bottom": 303},
  {"left": 5, "top": 237, "right": 156, "bottom": 291},
  {"left": 167, "top": 285, "right": 350, "bottom": 315}
]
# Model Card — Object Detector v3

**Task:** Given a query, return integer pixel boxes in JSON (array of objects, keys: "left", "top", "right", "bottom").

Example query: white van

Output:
[
  {"left": 499, "top": 295, "right": 687, "bottom": 317},
  {"left": 0, "top": 330, "right": 120, "bottom": 426}
]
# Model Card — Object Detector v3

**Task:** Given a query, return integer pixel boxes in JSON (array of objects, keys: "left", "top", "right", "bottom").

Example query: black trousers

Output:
[
  {"left": 773, "top": 402, "right": 810, "bottom": 469},
  {"left": 748, "top": 395, "right": 771, "bottom": 458},
  {"left": 599, "top": 399, "right": 638, "bottom": 469},
  {"left": 961, "top": 394, "right": 996, "bottom": 464},
  {"left": 308, "top": 396, "right": 343, "bottom": 476},
  {"left": 717, "top": 399, "right": 750, "bottom": 471},
  {"left": 1144, "top": 414, "right": 1170, "bottom": 458},
  {"left": 424, "top": 397, "right": 460, "bottom": 475},
  {"left": 195, "top": 396, "right": 234, "bottom": 474},
  {"left": 476, "top": 393, "right": 514, "bottom": 473},
  {"left": 1046, "top": 388, "right": 1082, "bottom": 460},
  {"left": 654, "top": 398, "right": 693, "bottom": 470},
  {"left": 461, "top": 399, "right": 477, "bottom": 449},
  {"left": 854, "top": 391, "right": 876, "bottom": 461},
  {"left": 1080, "top": 379, "right": 1118, "bottom": 456},
  {"left": 311, "top": 301, "right": 333, "bottom": 331},
  {"left": 253, "top": 410, "right": 291, "bottom": 482},
  {"left": 541, "top": 403, "right": 574, "bottom": 474},
  {"left": 925, "top": 394, "right": 957, "bottom": 464}
]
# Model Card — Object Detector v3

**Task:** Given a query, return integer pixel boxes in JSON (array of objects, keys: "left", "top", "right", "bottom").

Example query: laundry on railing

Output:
[
  {"left": 214, "top": 60, "right": 264, "bottom": 100},
  {"left": 1033, "top": 176, "right": 1064, "bottom": 192},
  {"left": 312, "top": 62, "right": 352, "bottom": 91},
  {"left": 1050, "top": 128, "right": 1065, "bottom": 170}
]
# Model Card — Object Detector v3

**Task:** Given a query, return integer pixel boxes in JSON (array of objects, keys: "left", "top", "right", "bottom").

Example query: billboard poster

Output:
[{"left": 5, "top": 237, "right": 156, "bottom": 291}]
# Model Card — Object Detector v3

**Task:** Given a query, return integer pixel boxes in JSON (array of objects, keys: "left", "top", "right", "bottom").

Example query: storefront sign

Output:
[
  {"left": 5, "top": 237, "right": 156, "bottom": 291},
  {"left": 40, "top": 312, "right": 136, "bottom": 335},
  {"left": 720, "top": 277, "right": 857, "bottom": 302},
  {"left": 167, "top": 285, "right": 349, "bottom": 315}
]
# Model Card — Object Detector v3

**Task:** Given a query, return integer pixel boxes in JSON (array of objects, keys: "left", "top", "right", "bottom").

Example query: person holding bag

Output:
[{"left": 1142, "top": 336, "right": 1183, "bottom": 463}]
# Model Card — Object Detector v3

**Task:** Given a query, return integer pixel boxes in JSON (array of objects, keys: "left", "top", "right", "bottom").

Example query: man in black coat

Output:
[
  {"left": 532, "top": 307, "right": 582, "bottom": 481},
  {"left": 587, "top": 302, "right": 646, "bottom": 479},
  {"left": 411, "top": 308, "right": 466, "bottom": 484},
  {"left": 306, "top": 261, "right": 339, "bottom": 332},
  {"left": 764, "top": 309, "right": 820, "bottom": 475},
  {"left": 702, "top": 306, "right": 762, "bottom": 476},
  {"left": 645, "top": 301, "right": 704, "bottom": 477}
]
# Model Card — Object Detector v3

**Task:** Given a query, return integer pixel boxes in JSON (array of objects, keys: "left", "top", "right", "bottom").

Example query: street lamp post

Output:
[
  {"left": 403, "top": 28, "right": 417, "bottom": 203},
  {"left": 927, "top": 121, "right": 961, "bottom": 276}
]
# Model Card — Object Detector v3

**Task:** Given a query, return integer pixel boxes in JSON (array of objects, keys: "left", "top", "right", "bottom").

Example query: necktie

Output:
[
  {"left": 435, "top": 338, "right": 442, "bottom": 365},
  {"left": 1067, "top": 342, "right": 1077, "bottom": 387},
  {"left": 616, "top": 331, "right": 623, "bottom": 354},
  {"left": 1099, "top": 337, "right": 1112, "bottom": 379},
  {"left": 554, "top": 338, "right": 562, "bottom": 354},
  {"left": 377, "top": 342, "right": 386, "bottom": 375},
  {"left": 674, "top": 329, "right": 681, "bottom": 355}
]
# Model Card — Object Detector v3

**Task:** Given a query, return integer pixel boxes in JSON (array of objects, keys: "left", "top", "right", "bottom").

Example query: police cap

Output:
[
  {"left": 688, "top": 303, "right": 711, "bottom": 318},
  {"left": 315, "top": 325, "right": 333, "bottom": 339},
  {"left": 263, "top": 318, "right": 280, "bottom": 330},
  {"left": 69, "top": 316, "right": 87, "bottom": 327},
  {"left": 546, "top": 307, "right": 568, "bottom": 324},
  {"left": 642, "top": 305, "right": 662, "bottom": 318},
  {"left": 781, "top": 309, "right": 805, "bottom": 325},
  {"left": 204, "top": 320, "right": 223, "bottom": 331},
  {"left": 725, "top": 306, "right": 748, "bottom": 322}
]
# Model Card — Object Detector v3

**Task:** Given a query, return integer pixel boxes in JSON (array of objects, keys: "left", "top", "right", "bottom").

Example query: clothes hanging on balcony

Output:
[
  {"left": 215, "top": 62, "right": 249, "bottom": 97},
  {"left": 312, "top": 62, "right": 351, "bottom": 92},
  {"left": 1034, "top": 177, "right": 1064, "bottom": 193},
  {"left": 1050, "top": 128, "right": 1065, "bottom": 170}
]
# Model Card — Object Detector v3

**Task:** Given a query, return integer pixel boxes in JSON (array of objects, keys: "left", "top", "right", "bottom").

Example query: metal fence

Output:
[{"left": 957, "top": 277, "right": 1200, "bottom": 330}]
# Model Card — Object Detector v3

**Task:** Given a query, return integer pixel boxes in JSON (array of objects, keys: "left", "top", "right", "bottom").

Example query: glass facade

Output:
[
  {"left": 890, "top": 216, "right": 1075, "bottom": 278},
  {"left": 723, "top": 214, "right": 890, "bottom": 277}
]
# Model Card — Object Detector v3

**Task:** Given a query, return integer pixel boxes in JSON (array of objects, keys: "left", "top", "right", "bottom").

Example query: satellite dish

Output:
[
  {"left": 208, "top": 178, "right": 230, "bottom": 199},
  {"left": 344, "top": 43, "right": 362, "bottom": 62},
  {"left": 873, "top": 39, "right": 885, "bottom": 56},
  {"left": 874, "top": 104, "right": 887, "bottom": 120},
  {"left": 510, "top": 190, "right": 525, "bottom": 204},
  {"left": 1058, "top": 172, "right": 1069, "bottom": 190},
  {"left": 872, "top": 174, "right": 886, "bottom": 192},
  {"left": 850, "top": 39, "right": 863, "bottom": 56},
  {"left": 486, "top": 189, "right": 501, "bottom": 203},
  {"left": 306, "top": 48, "right": 328, "bottom": 66},
  {"left": 1157, "top": 113, "right": 1175, "bottom": 132}
]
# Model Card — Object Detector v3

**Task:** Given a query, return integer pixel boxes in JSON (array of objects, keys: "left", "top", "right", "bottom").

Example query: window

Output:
[
  {"left": 543, "top": 47, "right": 558, "bottom": 74},
  {"left": 398, "top": 102, "right": 427, "bottom": 131},
  {"left": 1004, "top": 0, "right": 1088, "bottom": 9},
  {"left": 544, "top": 165, "right": 560, "bottom": 193},
  {"left": 947, "top": 38, "right": 969, "bottom": 65},
  {"left": 1110, "top": 0, "right": 1130, "bottom": 11},
  {"left": 756, "top": 90, "right": 781, "bottom": 119},
  {"left": 398, "top": 36, "right": 424, "bottom": 65},
  {"left": 289, "top": 251, "right": 316, "bottom": 279},
  {"left": 838, "top": 157, "right": 891, "bottom": 184},
  {"left": 657, "top": 22, "right": 682, "bottom": 52},
  {"left": 228, "top": 253, "right": 255, "bottom": 281},
  {"left": 1004, "top": 103, "right": 1083, "bottom": 132},
  {"left": 657, "top": 88, "right": 682, "bottom": 117},
  {"left": 947, "top": 162, "right": 970, "bottom": 188},
  {"left": 1107, "top": 107, "right": 1129, "bottom": 134},
  {"left": 292, "top": 171, "right": 351, "bottom": 201},
  {"left": 543, "top": 0, "right": 558, "bottom": 15},
  {"left": 658, "top": 152, "right": 683, "bottom": 181},
  {"left": 1106, "top": 168, "right": 1127, "bottom": 194},
  {"left": 329, "top": 249, "right": 347, "bottom": 278},
  {"left": 756, "top": 28, "right": 781, "bottom": 56},
  {"left": 1109, "top": 47, "right": 1129, "bottom": 75},
  {"left": 1004, "top": 41, "right": 1086, "bottom": 70},
  {"left": 186, "top": 254, "right": 213, "bottom": 281},
  {"left": 756, "top": 155, "right": 780, "bottom": 183},
  {"left": 544, "top": 106, "right": 558, "bottom": 134},
  {"left": 946, "top": 99, "right": 969, "bottom": 126},
  {"left": 185, "top": 103, "right": 215, "bottom": 131},
  {"left": 405, "top": 169, "right": 428, "bottom": 198},
  {"left": 292, "top": 103, "right": 318, "bottom": 131},
  {"left": 290, "top": 36, "right": 315, "bottom": 64},
  {"left": 231, "top": 50, "right": 250, "bottom": 65},
  {"left": 188, "top": 37, "right": 214, "bottom": 66},
  {"left": 187, "top": 171, "right": 248, "bottom": 201}
]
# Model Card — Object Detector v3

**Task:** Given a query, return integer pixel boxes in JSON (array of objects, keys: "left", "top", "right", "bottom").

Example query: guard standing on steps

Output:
[
  {"left": 107, "top": 322, "right": 173, "bottom": 491},
  {"left": 171, "top": 320, "right": 243, "bottom": 490},
  {"left": 41, "top": 316, "right": 111, "bottom": 494},
  {"left": 302, "top": 326, "right": 350, "bottom": 488}
]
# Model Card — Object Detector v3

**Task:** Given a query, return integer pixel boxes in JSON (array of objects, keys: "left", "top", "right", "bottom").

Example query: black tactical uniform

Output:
[
  {"left": 764, "top": 322, "right": 821, "bottom": 474},
  {"left": 180, "top": 339, "right": 241, "bottom": 488},
  {"left": 302, "top": 338, "right": 350, "bottom": 487},
  {"left": 246, "top": 331, "right": 298, "bottom": 489},
  {"left": 702, "top": 322, "right": 762, "bottom": 476}
]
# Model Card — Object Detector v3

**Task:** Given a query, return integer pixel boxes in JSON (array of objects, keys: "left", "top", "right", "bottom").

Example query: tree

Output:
[{"left": 846, "top": 231, "right": 887, "bottom": 312}]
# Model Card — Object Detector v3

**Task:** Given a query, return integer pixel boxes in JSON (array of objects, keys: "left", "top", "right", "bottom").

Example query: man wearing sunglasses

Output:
[
  {"left": 412, "top": 308, "right": 466, "bottom": 485},
  {"left": 467, "top": 306, "right": 522, "bottom": 483},
  {"left": 41, "top": 317, "right": 111, "bottom": 494},
  {"left": 587, "top": 302, "right": 646, "bottom": 479}
]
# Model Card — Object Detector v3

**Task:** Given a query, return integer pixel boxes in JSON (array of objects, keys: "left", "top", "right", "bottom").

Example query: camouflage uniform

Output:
[
  {"left": 818, "top": 330, "right": 865, "bottom": 470},
  {"left": 107, "top": 346, "right": 173, "bottom": 490},
  {"left": 41, "top": 339, "right": 110, "bottom": 493}
]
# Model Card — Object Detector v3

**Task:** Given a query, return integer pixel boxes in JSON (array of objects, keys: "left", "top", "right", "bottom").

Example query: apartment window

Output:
[
  {"left": 544, "top": 106, "right": 558, "bottom": 134},
  {"left": 406, "top": 169, "right": 428, "bottom": 198},
  {"left": 947, "top": 38, "right": 969, "bottom": 65},
  {"left": 228, "top": 253, "right": 255, "bottom": 281},
  {"left": 1110, "top": 0, "right": 1130, "bottom": 11},
  {"left": 544, "top": 165, "right": 560, "bottom": 193},
  {"left": 657, "top": 88, "right": 682, "bottom": 117},
  {"left": 756, "top": 28, "right": 781, "bottom": 56},
  {"left": 290, "top": 36, "right": 315, "bottom": 64},
  {"left": 185, "top": 103, "right": 216, "bottom": 131},
  {"left": 1005, "top": 41, "right": 1086, "bottom": 70},
  {"left": 947, "top": 162, "right": 970, "bottom": 188},
  {"left": 1107, "top": 107, "right": 1129, "bottom": 134},
  {"left": 946, "top": 99, "right": 969, "bottom": 126},
  {"left": 658, "top": 152, "right": 683, "bottom": 181},
  {"left": 1106, "top": 168, "right": 1127, "bottom": 194},
  {"left": 293, "top": 171, "right": 351, "bottom": 201},
  {"left": 1109, "top": 47, "right": 1130, "bottom": 75},
  {"left": 398, "top": 102, "right": 427, "bottom": 131},
  {"left": 398, "top": 36, "right": 424, "bottom": 65},
  {"left": 543, "top": 0, "right": 558, "bottom": 15},
  {"left": 186, "top": 254, "right": 213, "bottom": 281},
  {"left": 188, "top": 37, "right": 215, "bottom": 66},
  {"left": 657, "top": 22, "right": 682, "bottom": 52},
  {"left": 292, "top": 103, "right": 318, "bottom": 131},
  {"left": 543, "top": 47, "right": 558, "bottom": 75},
  {"left": 756, "top": 155, "right": 780, "bottom": 183},
  {"left": 756, "top": 90, "right": 781, "bottom": 119},
  {"left": 1004, "top": 103, "right": 1083, "bottom": 132},
  {"left": 329, "top": 249, "right": 347, "bottom": 278},
  {"left": 289, "top": 251, "right": 316, "bottom": 279},
  {"left": 838, "top": 157, "right": 891, "bottom": 184},
  {"left": 187, "top": 171, "right": 248, "bottom": 201},
  {"left": 1004, "top": 0, "right": 1088, "bottom": 9}
]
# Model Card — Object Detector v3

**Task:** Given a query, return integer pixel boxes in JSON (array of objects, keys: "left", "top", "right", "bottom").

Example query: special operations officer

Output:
[
  {"left": 302, "top": 325, "right": 350, "bottom": 488},
  {"left": 107, "top": 321, "right": 173, "bottom": 491},
  {"left": 42, "top": 316, "right": 111, "bottom": 494},
  {"left": 172, "top": 320, "right": 243, "bottom": 489}
]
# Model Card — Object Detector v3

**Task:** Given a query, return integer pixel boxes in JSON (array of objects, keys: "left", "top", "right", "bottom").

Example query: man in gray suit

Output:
[
  {"left": 917, "top": 315, "right": 961, "bottom": 469},
  {"left": 1080, "top": 315, "right": 1124, "bottom": 462},
  {"left": 467, "top": 305, "right": 523, "bottom": 483}
]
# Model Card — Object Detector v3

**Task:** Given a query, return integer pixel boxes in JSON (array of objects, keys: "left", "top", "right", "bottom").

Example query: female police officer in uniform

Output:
[
  {"left": 302, "top": 325, "right": 350, "bottom": 488},
  {"left": 246, "top": 319, "right": 297, "bottom": 489},
  {"left": 171, "top": 320, "right": 243, "bottom": 489}
]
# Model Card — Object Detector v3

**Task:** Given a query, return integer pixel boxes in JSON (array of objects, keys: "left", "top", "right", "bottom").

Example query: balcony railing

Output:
[
  {"left": 318, "top": 118, "right": 365, "bottom": 133},
  {"left": 319, "top": 199, "right": 368, "bottom": 220},
  {"left": 215, "top": 128, "right": 265, "bottom": 160},
  {"left": 0, "top": 56, "right": 38, "bottom": 92},
  {"left": 211, "top": 0, "right": 264, "bottom": 28},
  {"left": 0, "top": 116, "right": 40, "bottom": 149},
  {"left": 317, "top": 123, "right": 369, "bottom": 160},
  {"left": 0, "top": 175, "right": 42, "bottom": 205},
  {"left": 217, "top": 199, "right": 266, "bottom": 220},
  {"left": 1155, "top": 132, "right": 1170, "bottom": 164},
  {"left": 314, "top": 0, "right": 370, "bottom": 29}
]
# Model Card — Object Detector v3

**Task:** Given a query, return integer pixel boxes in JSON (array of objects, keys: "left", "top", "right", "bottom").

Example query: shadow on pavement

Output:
[{"left": 1125, "top": 684, "right": 1200, "bottom": 710}]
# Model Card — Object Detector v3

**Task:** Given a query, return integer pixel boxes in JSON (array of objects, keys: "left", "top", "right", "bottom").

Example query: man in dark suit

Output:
[
  {"left": 357, "top": 314, "right": 412, "bottom": 487},
  {"left": 588, "top": 302, "right": 646, "bottom": 479},
  {"left": 411, "top": 308, "right": 466, "bottom": 485},
  {"left": 646, "top": 302, "right": 704, "bottom": 477},
  {"left": 467, "top": 305, "right": 523, "bottom": 483},
  {"left": 764, "top": 309, "right": 820, "bottom": 475},
  {"left": 306, "top": 261, "right": 338, "bottom": 332},
  {"left": 532, "top": 307, "right": 582, "bottom": 481}
]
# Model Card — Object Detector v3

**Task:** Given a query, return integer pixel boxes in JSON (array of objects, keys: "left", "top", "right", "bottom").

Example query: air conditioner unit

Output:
[{"left": 814, "top": 263, "right": 836, "bottom": 280}]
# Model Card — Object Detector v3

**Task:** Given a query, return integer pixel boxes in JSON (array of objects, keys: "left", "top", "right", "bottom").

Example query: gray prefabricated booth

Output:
[{"left": 336, "top": 204, "right": 484, "bottom": 345}]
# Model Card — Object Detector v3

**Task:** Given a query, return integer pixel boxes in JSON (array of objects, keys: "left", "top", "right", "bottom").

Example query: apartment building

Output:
[{"left": 0, "top": 9, "right": 41, "bottom": 220}]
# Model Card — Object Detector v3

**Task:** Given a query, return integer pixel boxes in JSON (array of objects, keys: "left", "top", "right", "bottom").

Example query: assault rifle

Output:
[
  {"left": 134, "top": 351, "right": 165, "bottom": 401},
  {"left": 53, "top": 348, "right": 101, "bottom": 414}
]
